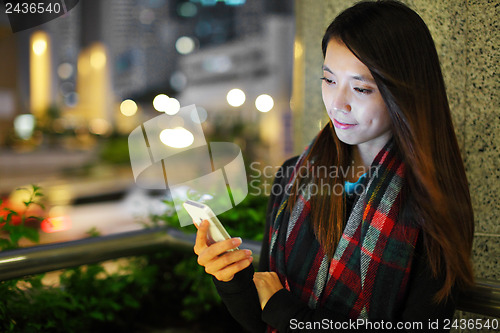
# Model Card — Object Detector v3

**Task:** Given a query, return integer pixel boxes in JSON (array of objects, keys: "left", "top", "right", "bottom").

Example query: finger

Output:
[
  {"left": 201, "top": 236, "right": 242, "bottom": 259},
  {"left": 194, "top": 220, "right": 210, "bottom": 255},
  {"left": 197, "top": 237, "right": 243, "bottom": 267},
  {"left": 204, "top": 249, "right": 252, "bottom": 274},
  {"left": 212, "top": 256, "right": 254, "bottom": 282}
]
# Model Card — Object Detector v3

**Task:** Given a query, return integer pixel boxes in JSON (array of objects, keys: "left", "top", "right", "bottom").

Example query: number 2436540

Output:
[
  {"left": 443, "top": 318, "right": 498, "bottom": 330},
  {"left": 5, "top": 2, "right": 62, "bottom": 15}
]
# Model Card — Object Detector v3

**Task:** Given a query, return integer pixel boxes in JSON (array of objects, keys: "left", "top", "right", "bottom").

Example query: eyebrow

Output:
[{"left": 322, "top": 65, "right": 375, "bottom": 84}]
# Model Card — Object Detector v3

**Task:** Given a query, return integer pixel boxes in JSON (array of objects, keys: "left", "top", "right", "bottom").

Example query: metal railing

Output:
[{"left": 0, "top": 227, "right": 498, "bottom": 318}]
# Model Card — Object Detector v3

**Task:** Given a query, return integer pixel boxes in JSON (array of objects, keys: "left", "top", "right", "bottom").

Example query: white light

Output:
[
  {"left": 57, "top": 63, "right": 74, "bottom": 80},
  {"left": 227, "top": 88, "right": 245, "bottom": 107},
  {"left": 14, "top": 114, "right": 35, "bottom": 140},
  {"left": 120, "top": 99, "right": 138, "bottom": 117},
  {"left": 255, "top": 94, "right": 274, "bottom": 112},
  {"left": 165, "top": 98, "right": 181, "bottom": 115},
  {"left": 153, "top": 94, "right": 170, "bottom": 112},
  {"left": 32, "top": 39, "right": 47, "bottom": 55},
  {"left": 175, "top": 36, "right": 196, "bottom": 55},
  {"left": 0, "top": 256, "right": 26, "bottom": 264},
  {"left": 159, "top": 127, "right": 194, "bottom": 148}
]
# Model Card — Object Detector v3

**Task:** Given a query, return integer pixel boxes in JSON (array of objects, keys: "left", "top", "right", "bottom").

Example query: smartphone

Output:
[{"left": 183, "top": 200, "right": 234, "bottom": 246}]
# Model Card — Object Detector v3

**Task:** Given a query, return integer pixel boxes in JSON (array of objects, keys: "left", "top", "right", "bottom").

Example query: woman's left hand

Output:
[{"left": 253, "top": 272, "right": 284, "bottom": 310}]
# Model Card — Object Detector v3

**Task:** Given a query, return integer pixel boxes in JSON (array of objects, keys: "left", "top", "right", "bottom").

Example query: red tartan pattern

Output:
[{"left": 268, "top": 138, "right": 420, "bottom": 324}]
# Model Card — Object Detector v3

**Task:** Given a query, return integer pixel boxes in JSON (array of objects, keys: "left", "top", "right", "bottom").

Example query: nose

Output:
[{"left": 330, "top": 85, "right": 351, "bottom": 112}]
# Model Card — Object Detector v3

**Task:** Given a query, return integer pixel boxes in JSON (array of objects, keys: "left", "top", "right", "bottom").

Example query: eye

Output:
[
  {"left": 320, "top": 77, "right": 335, "bottom": 85},
  {"left": 354, "top": 87, "right": 373, "bottom": 95}
]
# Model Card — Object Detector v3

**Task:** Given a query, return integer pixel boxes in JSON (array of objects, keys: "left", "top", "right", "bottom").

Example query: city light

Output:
[
  {"left": 57, "top": 63, "right": 74, "bottom": 80},
  {"left": 170, "top": 71, "right": 187, "bottom": 91},
  {"left": 153, "top": 94, "right": 169, "bottom": 112},
  {"left": 41, "top": 216, "right": 71, "bottom": 233},
  {"left": 13, "top": 114, "right": 35, "bottom": 140},
  {"left": 90, "top": 47, "right": 106, "bottom": 69},
  {"left": 30, "top": 31, "right": 51, "bottom": 119},
  {"left": 159, "top": 127, "right": 194, "bottom": 148},
  {"left": 226, "top": 88, "right": 245, "bottom": 107},
  {"left": 120, "top": 99, "right": 138, "bottom": 117},
  {"left": 255, "top": 94, "right": 274, "bottom": 112},
  {"left": 294, "top": 40, "right": 303, "bottom": 59},
  {"left": 153, "top": 94, "right": 180, "bottom": 115},
  {"left": 89, "top": 118, "right": 110, "bottom": 135},
  {"left": 165, "top": 97, "right": 181, "bottom": 115},
  {"left": 32, "top": 39, "right": 47, "bottom": 55},
  {"left": 191, "top": 106, "right": 208, "bottom": 124},
  {"left": 175, "top": 36, "right": 196, "bottom": 55},
  {"left": 75, "top": 43, "right": 111, "bottom": 124},
  {"left": 177, "top": 2, "right": 197, "bottom": 17}
]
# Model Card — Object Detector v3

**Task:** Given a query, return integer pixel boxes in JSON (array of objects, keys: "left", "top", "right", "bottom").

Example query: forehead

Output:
[{"left": 323, "top": 39, "right": 372, "bottom": 77}]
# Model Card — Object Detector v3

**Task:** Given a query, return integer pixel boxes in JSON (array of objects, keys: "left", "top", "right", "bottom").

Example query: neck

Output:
[
  {"left": 353, "top": 134, "right": 393, "bottom": 169},
  {"left": 349, "top": 148, "right": 368, "bottom": 182}
]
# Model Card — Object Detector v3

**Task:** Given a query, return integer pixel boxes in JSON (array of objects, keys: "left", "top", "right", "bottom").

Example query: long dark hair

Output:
[{"left": 288, "top": 0, "right": 474, "bottom": 302}]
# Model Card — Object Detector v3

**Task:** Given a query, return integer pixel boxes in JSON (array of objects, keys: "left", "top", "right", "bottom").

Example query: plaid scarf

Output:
[{"left": 268, "top": 138, "right": 420, "bottom": 323}]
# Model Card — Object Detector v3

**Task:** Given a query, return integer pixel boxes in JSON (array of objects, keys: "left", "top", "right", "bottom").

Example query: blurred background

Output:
[
  {"left": 0, "top": 0, "right": 498, "bottom": 331},
  {"left": 0, "top": 0, "right": 295, "bottom": 245}
]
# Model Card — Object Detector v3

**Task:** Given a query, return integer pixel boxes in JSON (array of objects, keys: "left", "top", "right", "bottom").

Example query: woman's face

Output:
[{"left": 322, "top": 39, "right": 392, "bottom": 157}]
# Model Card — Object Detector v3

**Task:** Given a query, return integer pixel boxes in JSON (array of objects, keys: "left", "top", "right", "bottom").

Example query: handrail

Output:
[{"left": 0, "top": 228, "right": 497, "bottom": 318}]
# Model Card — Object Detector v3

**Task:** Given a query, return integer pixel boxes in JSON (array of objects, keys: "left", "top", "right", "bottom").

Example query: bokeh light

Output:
[
  {"left": 153, "top": 94, "right": 169, "bottom": 112},
  {"left": 57, "top": 63, "right": 74, "bottom": 80},
  {"left": 191, "top": 106, "right": 207, "bottom": 124},
  {"left": 175, "top": 36, "right": 196, "bottom": 55},
  {"left": 165, "top": 98, "right": 181, "bottom": 115},
  {"left": 32, "top": 39, "right": 47, "bottom": 55},
  {"left": 255, "top": 94, "right": 274, "bottom": 112},
  {"left": 159, "top": 127, "right": 194, "bottom": 148},
  {"left": 177, "top": 2, "right": 197, "bottom": 17},
  {"left": 120, "top": 99, "right": 138, "bottom": 117},
  {"left": 89, "top": 118, "right": 110, "bottom": 135},
  {"left": 226, "top": 88, "right": 245, "bottom": 107},
  {"left": 14, "top": 114, "right": 35, "bottom": 140}
]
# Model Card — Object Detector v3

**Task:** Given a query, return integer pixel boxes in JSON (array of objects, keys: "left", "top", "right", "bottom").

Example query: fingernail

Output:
[
  {"left": 245, "top": 249, "right": 252, "bottom": 256},
  {"left": 232, "top": 237, "right": 242, "bottom": 246}
]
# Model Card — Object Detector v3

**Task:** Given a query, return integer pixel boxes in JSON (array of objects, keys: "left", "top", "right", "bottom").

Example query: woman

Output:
[{"left": 194, "top": 1, "right": 475, "bottom": 332}]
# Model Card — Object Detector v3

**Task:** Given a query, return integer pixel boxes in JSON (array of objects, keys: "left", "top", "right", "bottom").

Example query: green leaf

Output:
[
  {"left": 4, "top": 209, "right": 18, "bottom": 216},
  {"left": 23, "top": 227, "right": 40, "bottom": 243},
  {"left": 89, "top": 311, "right": 105, "bottom": 321}
]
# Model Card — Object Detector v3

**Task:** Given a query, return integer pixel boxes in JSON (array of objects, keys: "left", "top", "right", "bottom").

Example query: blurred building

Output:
[{"left": 0, "top": 0, "right": 295, "bottom": 167}]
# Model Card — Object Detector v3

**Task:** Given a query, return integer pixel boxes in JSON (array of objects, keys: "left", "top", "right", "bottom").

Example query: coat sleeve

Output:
[{"left": 212, "top": 156, "right": 299, "bottom": 332}]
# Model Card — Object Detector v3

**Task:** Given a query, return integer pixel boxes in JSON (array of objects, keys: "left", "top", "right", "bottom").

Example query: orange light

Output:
[{"left": 41, "top": 216, "right": 71, "bottom": 233}]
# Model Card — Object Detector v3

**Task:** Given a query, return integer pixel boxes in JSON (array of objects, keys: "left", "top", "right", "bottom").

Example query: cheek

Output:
[
  {"left": 321, "top": 85, "right": 329, "bottom": 107},
  {"left": 370, "top": 109, "right": 391, "bottom": 131}
]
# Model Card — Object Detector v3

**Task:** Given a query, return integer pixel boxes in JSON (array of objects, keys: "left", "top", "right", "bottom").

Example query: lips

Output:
[{"left": 333, "top": 118, "right": 357, "bottom": 130}]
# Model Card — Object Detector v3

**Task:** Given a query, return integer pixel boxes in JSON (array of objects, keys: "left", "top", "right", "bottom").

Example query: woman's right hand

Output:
[{"left": 194, "top": 220, "right": 254, "bottom": 282}]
